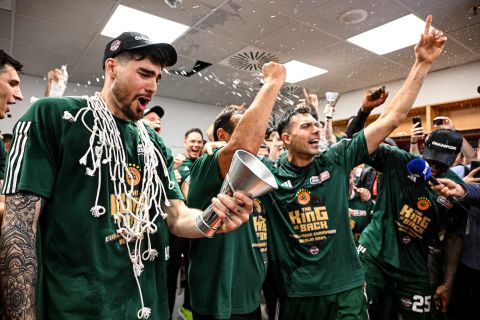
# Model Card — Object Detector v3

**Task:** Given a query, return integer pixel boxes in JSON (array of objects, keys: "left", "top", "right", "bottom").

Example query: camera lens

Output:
[{"left": 477, "top": 86, "right": 480, "bottom": 94}]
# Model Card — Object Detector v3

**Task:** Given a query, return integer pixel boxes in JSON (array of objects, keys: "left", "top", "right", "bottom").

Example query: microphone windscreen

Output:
[{"left": 406, "top": 158, "right": 431, "bottom": 181}]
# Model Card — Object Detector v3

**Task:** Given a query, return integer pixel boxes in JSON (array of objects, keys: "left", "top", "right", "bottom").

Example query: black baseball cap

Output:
[
  {"left": 423, "top": 129, "right": 463, "bottom": 167},
  {"left": 144, "top": 106, "right": 164, "bottom": 118},
  {"left": 103, "top": 32, "right": 177, "bottom": 69}
]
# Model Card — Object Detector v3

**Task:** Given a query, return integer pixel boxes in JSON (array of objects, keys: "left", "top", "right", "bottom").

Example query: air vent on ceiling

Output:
[
  {"left": 282, "top": 85, "right": 300, "bottom": 96},
  {"left": 170, "top": 60, "right": 212, "bottom": 77},
  {"left": 220, "top": 47, "right": 279, "bottom": 72}
]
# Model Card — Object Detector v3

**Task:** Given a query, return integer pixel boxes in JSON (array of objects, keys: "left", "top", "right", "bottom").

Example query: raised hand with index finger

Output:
[{"left": 415, "top": 15, "right": 447, "bottom": 64}]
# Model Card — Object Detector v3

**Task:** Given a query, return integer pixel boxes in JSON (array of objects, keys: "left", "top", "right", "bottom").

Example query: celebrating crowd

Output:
[{"left": 0, "top": 14, "right": 479, "bottom": 320}]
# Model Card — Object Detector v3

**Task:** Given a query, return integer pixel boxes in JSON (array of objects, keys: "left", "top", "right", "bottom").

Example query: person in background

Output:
[
  {"left": 44, "top": 68, "right": 61, "bottom": 97},
  {"left": 431, "top": 169, "right": 480, "bottom": 320},
  {"left": 1, "top": 133, "right": 12, "bottom": 152},
  {"left": 167, "top": 128, "right": 204, "bottom": 320},
  {"left": 143, "top": 105, "right": 164, "bottom": 134},
  {"left": 348, "top": 171, "right": 375, "bottom": 244},
  {"left": 0, "top": 49, "right": 23, "bottom": 224}
]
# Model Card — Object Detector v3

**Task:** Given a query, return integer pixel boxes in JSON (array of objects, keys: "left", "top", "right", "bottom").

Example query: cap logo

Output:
[
  {"left": 135, "top": 35, "right": 151, "bottom": 42},
  {"left": 431, "top": 141, "right": 457, "bottom": 151},
  {"left": 110, "top": 40, "right": 121, "bottom": 51}
]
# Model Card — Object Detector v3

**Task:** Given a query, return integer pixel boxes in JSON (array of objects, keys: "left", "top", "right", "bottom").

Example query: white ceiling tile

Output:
[
  {"left": 196, "top": 0, "right": 293, "bottom": 44},
  {"left": 16, "top": 0, "right": 116, "bottom": 33},
  {"left": 301, "top": 0, "right": 410, "bottom": 39},
  {"left": 173, "top": 28, "right": 246, "bottom": 63},
  {"left": 0, "top": 10, "right": 11, "bottom": 39},
  {"left": 12, "top": 42, "right": 83, "bottom": 78},
  {"left": 414, "top": 0, "right": 478, "bottom": 33},
  {"left": 450, "top": 23, "right": 480, "bottom": 51},
  {"left": 255, "top": 21, "right": 339, "bottom": 60},
  {"left": 14, "top": 16, "right": 95, "bottom": 54},
  {"left": 121, "top": 0, "right": 226, "bottom": 26},
  {"left": 301, "top": 41, "right": 376, "bottom": 72},
  {"left": 251, "top": 0, "right": 333, "bottom": 19}
]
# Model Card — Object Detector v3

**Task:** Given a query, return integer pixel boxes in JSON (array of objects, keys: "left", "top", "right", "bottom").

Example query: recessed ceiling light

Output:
[
  {"left": 338, "top": 9, "right": 368, "bottom": 25},
  {"left": 284, "top": 60, "right": 328, "bottom": 84},
  {"left": 347, "top": 14, "right": 428, "bottom": 55},
  {"left": 101, "top": 5, "right": 189, "bottom": 43}
]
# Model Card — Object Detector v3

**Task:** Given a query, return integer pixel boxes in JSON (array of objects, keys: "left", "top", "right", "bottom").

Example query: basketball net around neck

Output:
[{"left": 62, "top": 92, "right": 174, "bottom": 319}]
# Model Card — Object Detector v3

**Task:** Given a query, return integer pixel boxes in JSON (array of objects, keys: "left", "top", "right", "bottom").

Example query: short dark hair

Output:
[
  {"left": 0, "top": 50, "right": 23, "bottom": 72},
  {"left": 213, "top": 106, "right": 245, "bottom": 141},
  {"left": 185, "top": 128, "right": 203, "bottom": 139},
  {"left": 113, "top": 47, "right": 171, "bottom": 68},
  {"left": 276, "top": 107, "right": 312, "bottom": 136},
  {"left": 265, "top": 127, "right": 276, "bottom": 140}
]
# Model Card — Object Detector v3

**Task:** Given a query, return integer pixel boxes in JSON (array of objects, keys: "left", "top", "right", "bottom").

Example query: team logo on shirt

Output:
[
  {"left": 416, "top": 197, "right": 431, "bottom": 211},
  {"left": 126, "top": 164, "right": 142, "bottom": 186},
  {"left": 296, "top": 189, "right": 311, "bottom": 205}
]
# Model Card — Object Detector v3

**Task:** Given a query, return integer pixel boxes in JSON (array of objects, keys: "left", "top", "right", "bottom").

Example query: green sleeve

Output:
[
  {"left": 323, "top": 130, "right": 369, "bottom": 171},
  {"left": 2, "top": 99, "right": 59, "bottom": 197},
  {"left": 365, "top": 144, "right": 416, "bottom": 173},
  {"left": 187, "top": 149, "right": 223, "bottom": 210}
]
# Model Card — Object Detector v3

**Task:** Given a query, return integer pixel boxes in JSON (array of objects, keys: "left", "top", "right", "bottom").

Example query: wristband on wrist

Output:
[{"left": 410, "top": 141, "right": 418, "bottom": 144}]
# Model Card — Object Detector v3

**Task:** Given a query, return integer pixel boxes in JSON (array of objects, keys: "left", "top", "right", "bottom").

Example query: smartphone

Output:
[
  {"left": 412, "top": 116, "right": 422, "bottom": 127},
  {"left": 471, "top": 160, "right": 480, "bottom": 178},
  {"left": 433, "top": 118, "right": 444, "bottom": 126}
]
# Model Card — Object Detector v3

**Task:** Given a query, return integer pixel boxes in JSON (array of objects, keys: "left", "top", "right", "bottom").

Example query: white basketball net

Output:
[{"left": 62, "top": 92, "right": 174, "bottom": 319}]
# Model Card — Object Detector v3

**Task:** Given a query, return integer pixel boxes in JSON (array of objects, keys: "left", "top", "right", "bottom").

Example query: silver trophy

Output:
[
  {"left": 195, "top": 150, "right": 278, "bottom": 238},
  {"left": 323, "top": 92, "right": 340, "bottom": 118}
]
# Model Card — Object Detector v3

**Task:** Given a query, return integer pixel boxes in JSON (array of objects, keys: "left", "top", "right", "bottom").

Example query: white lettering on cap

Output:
[
  {"left": 135, "top": 35, "right": 151, "bottom": 42},
  {"left": 431, "top": 141, "right": 457, "bottom": 151}
]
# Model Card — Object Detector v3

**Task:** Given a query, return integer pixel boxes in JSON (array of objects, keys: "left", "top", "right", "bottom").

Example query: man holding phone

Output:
[{"left": 410, "top": 116, "right": 424, "bottom": 154}]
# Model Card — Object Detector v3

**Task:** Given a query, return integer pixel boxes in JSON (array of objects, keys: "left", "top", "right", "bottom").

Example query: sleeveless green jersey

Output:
[
  {"left": 358, "top": 145, "right": 466, "bottom": 277},
  {"left": 260, "top": 131, "right": 369, "bottom": 297},
  {"left": 187, "top": 149, "right": 267, "bottom": 318},
  {"left": 2, "top": 97, "right": 183, "bottom": 320}
]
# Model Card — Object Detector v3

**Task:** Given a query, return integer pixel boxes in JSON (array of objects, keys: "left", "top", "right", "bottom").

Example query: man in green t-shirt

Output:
[
  {"left": 259, "top": 15, "right": 447, "bottom": 319},
  {"left": 167, "top": 127, "right": 204, "bottom": 319},
  {"left": 358, "top": 129, "right": 466, "bottom": 320},
  {"left": 0, "top": 32, "right": 253, "bottom": 320},
  {"left": 188, "top": 62, "right": 286, "bottom": 319}
]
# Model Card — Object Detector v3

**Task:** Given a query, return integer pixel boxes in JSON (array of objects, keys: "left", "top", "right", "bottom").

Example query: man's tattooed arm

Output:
[{"left": 0, "top": 192, "right": 45, "bottom": 320}]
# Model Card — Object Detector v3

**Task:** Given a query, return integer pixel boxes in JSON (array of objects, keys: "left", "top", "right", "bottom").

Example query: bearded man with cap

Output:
[
  {"left": 0, "top": 32, "right": 254, "bottom": 320},
  {"left": 357, "top": 128, "right": 467, "bottom": 319}
]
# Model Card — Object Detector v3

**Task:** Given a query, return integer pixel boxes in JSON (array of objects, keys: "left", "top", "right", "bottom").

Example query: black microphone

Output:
[{"left": 406, "top": 158, "right": 440, "bottom": 185}]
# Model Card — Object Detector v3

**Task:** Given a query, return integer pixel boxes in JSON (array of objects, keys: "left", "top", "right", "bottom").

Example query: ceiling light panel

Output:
[
  {"left": 101, "top": 5, "right": 189, "bottom": 43},
  {"left": 284, "top": 60, "right": 328, "bottom": 84},
  {"left": 347, "top": 14, "right": 428, "bottom": 55}
]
